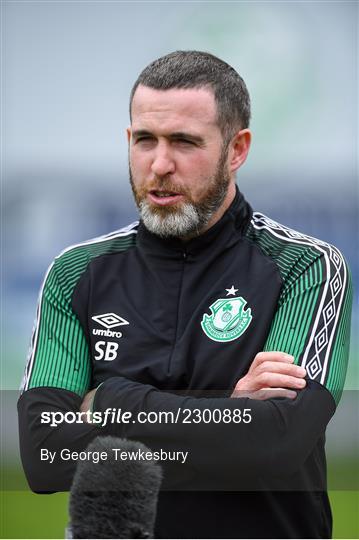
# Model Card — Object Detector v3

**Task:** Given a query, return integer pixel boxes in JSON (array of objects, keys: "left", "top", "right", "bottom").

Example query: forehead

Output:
[{"left": 131, "top": 85, "right": 219, "bottom": 132}]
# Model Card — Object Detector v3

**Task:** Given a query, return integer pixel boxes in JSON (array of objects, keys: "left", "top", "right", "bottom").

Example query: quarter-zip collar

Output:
[{"left": 137, "top": 185, "right": 252, "bottom": 259}]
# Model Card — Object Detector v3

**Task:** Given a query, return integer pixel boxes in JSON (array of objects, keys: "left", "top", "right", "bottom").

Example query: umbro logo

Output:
[{"left": 92, "top": 313, "right": 129, "bottom": 329}]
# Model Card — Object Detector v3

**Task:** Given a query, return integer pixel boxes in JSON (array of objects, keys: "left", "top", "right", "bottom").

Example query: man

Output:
[{"left": 18, "top": 51, "right": 352, "bottom": 538}]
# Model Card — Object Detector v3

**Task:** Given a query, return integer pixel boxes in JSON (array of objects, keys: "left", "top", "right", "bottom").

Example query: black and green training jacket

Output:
[{"left": 18, "top": 187, "right": 352, "bottom": 538}]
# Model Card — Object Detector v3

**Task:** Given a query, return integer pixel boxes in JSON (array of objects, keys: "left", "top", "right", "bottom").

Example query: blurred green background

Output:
[{"left": 2, "top": 0, "right": 358, "bottom": 537}]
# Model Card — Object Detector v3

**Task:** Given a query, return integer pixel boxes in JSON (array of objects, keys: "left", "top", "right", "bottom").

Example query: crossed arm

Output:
[
  {"left": 19, "top": 349, "right": 332, "bottom": 492},
  {"left": 80, "top": 351, "right": 307, "bottom": 414},
  {"left": 18, "top": 246, "right": 352, "bottom": 492}
]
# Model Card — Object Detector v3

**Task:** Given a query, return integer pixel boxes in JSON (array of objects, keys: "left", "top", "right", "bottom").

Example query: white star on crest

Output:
[{"left": 225, "top": 286, "right": 239, "bottom": 296}]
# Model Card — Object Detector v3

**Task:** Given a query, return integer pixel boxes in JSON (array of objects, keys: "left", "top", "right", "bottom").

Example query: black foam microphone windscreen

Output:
[{"left": 69, "top": 436, "right": 163, "bottom": 539}]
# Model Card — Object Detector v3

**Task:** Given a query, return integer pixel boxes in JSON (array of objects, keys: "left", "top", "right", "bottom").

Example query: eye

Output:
[
  {"left": 134, "top": 135, "right": 156, "bottom": 147},
  {"left": 174, "top": 138, "right": 196, "bottom": 146},
  {"left": 136, "top": 136, "right": 153, "bottom": 142}
]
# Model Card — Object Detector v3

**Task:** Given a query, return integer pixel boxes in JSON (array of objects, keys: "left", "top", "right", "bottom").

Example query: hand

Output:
[
  {"left": 80, "top": 388, "right": 97, "bottom": 422},
  {"left": 231, "top": 351, "right": 306, "bottom": 400}
]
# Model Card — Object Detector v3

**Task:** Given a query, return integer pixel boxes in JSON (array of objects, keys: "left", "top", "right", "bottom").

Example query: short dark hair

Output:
[{"left": 129, "top": 50, "right": 251, "bottom": 144}]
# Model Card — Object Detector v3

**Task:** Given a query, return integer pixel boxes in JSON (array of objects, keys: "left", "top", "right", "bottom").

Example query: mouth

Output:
[{"left": 148, "top": 190, "right": 184, "bottom": 206}]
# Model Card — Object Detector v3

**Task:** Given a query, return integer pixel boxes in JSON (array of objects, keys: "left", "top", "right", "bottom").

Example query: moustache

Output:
[{"left": 144, "top": 179, "right": 189, "bottom": 197}]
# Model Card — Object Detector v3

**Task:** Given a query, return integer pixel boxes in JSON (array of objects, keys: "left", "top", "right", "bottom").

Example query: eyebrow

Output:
[{"left": 131, "top": 130, "right": 205, "bottom": 145}]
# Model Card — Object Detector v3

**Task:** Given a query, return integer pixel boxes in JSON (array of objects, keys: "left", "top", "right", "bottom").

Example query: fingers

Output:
[
  {"left": 255, "top": 361, "right": 306, "bottom": 378},
  {"left": 249, "top": 353, "right": 306, "bottom": 383},
  {"left": 79, "top": 388, "right": 97, "bottom": 415},
  {"left": 231, "top": 350, "right": 307, "bottom": 400},
  {"left": 256, "top": 372, "right": 306, "bottom": 389},
  {"left": 249, "top": 353, "right": 306, "bottom": 385},
  {"left": 251, "top": 351, "right": 295, "bottom": 369}
]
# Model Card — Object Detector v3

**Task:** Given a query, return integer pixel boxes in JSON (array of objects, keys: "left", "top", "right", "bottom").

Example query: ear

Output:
[
  {"left": 228, "top": 129, "right": 251, "bottom": 173},
  {"left": 126, "top": 127, "right": 132, "bottom": 144}
]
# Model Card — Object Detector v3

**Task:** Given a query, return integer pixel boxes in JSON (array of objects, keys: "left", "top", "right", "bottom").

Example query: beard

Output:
[{"left": 129, "top": 146, "right": 231, "bottom": 239}]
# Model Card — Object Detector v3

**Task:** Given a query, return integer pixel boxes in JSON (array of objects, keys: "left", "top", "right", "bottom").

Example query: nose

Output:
[{"left": 151, "top": 141, "right": 175, "bottom": 176}]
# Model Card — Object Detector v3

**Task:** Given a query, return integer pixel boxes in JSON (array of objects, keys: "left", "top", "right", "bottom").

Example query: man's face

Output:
[{"left": 128, "top": 85, "right": 235, "bottom": 239}]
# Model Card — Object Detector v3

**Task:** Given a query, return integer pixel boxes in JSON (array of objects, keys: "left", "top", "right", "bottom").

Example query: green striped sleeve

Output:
[
  {"left": 21, "top": 225, "right": 138, "bottom": 397},
  {"left": 263, "top": 253, "right": 352, "bottom": 405},
  {"left": 24, "top": 261, "right": 91, "bottom": 396},
  {"left": 247, "top": 213, "right": 353, "bottom": 406}
]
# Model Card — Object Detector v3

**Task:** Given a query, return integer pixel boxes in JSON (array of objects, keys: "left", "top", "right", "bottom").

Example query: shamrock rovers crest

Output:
[{"left": 201, "top": 296, "right": 252, "bottom": 342}]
